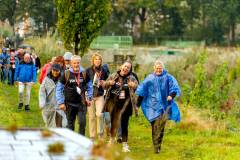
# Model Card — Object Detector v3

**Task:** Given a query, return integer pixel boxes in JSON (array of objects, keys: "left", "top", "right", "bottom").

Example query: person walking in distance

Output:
[{"left": 14, "top": 53, "right": 37, "bottom": 111}]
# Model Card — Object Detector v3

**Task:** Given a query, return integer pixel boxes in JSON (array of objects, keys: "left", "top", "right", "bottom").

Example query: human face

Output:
[
  {"left": 64, "top": 60, "right": 70, "bottom": 66},
  {"left": 32, "top": 53, "right": 36, "bottom": 58},
  {"left": 120, "top": 62, "right": 131, "bottom": 76},
  {"left": 154, "top": 64, "right": 163, "bottom": 75},
  {"left": 71, "top": 59, "right": 80, "bottom": 72},
  {"left": 10, "top": 51, "right": 15, "bottom": 57},
  {"left": 93, "top": 56, "right": 101, "bottom": 67},
  {"left": 51, "top": 69, "right": 60, "bottom": 78},
  {"left": 24, "top": 54, "right": 31, "bottom": 63}
]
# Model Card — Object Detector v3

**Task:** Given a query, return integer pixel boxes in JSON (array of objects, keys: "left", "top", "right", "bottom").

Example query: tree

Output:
[
  {"left": 55, "top": 0, "right": 111, "bottom": 56},
  {"left": 0, "top": 0, "right": 17, "bottom": 33},
  {"left": 15, "top": 0, "right": 56, "bottom": 34},
  {"left": 221, "top": 0, "right": 240, "bottom": 45},
  {"left": 0, "top": 0, "right": 57, "bottom": 36}
]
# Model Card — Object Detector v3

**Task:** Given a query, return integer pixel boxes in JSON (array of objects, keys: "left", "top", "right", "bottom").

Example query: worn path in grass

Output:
[{"left": 0, "top": 83, "right": 240, "bottom": 160}]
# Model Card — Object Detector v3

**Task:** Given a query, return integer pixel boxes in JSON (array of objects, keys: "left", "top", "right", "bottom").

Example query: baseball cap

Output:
[{"left": 51, "top": 63, "right": 61, "bottom": 71}]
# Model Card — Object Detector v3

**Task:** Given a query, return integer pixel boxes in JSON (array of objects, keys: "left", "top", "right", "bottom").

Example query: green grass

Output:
[
  {"left": 1, "top": 83, "right": 240, "bottom": 160},
  {"left": 0, "top": 83, "right": 44, "bottom": 127}
]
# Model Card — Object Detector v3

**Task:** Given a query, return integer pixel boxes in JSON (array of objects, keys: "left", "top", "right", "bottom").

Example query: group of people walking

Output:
[
  {"left": 1, "top": 46, "right": 181, "bottom": 153},
  {"left": 38, "top": 50, "right": 181, "bottom": 154},
  {"left": 0, "top": 47, "right": 40, "bottom": 110}
]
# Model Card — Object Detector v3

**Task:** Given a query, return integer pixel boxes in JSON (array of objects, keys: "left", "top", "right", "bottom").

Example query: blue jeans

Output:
[
  {"left": 1, "top": 66, "right": 8, "bottom": 83},
  {"left": 8, "top": 68, "right": 15, "bottom": 85}
]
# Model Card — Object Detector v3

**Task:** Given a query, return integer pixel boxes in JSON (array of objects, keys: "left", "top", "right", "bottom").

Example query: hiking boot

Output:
[
  {"left": 18, "top": 103, "right": 23, "bottom": 110},
  {"left": 25, "top": 105, "right": 30, "bottom": 111},
  {"left": 117, "top": 137, "right": 122, "bottom": 143},
  {"left": 122, "top": 142, "right": 130, "bottom": 152},
  {"left": 154, "top": 146, "right": 160, "bottom": 154}
]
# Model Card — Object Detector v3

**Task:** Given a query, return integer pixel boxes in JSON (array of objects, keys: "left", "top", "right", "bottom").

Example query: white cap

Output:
[{"left": 63, "top": 52, "right": 73, "bottom": 61}]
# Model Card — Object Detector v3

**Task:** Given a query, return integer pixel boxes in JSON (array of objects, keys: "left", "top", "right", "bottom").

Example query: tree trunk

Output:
[
  {"left": 230, "top": 22, "right": 236, "bottom": 45},
  {"left": 138, "top": 7, "right": 147, "bottom": 33},
  {"left": 74, "top": 33, "right": 80, "bottom": 55}
]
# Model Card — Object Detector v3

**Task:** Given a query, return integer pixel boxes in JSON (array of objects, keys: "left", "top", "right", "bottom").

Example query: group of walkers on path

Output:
[
  {"left": 0, "top": 47, "right": 40, "bottom": 110},
  {"left": 38, "top": 51, "right": 181, "bottom": 154},
  {"left": 1, "top": 46, "right": 181, "bottom": 154}
]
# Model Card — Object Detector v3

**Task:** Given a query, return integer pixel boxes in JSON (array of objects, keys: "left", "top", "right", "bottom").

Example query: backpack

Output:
[
  {"left": 64, "top": 69, "right": 87, "bottom": 86},
  {"left": 64, "top": 69, "right": 88, "bottom": 106}
]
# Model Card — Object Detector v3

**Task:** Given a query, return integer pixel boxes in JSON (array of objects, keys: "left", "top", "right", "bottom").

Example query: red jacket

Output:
[{"left": 39, "top": 63, "right": 51, "bottom": 84}]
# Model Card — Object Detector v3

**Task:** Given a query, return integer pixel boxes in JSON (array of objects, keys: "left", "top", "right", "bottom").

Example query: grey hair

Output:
[
  {"left": 154, "top": 60, "right": 165, "bottom": 68},
  {"left": 71, "top": 55, "right": 81, "bottom": 62},
  {"left": 24, "top": 53, "right": 31, "bottom": 57}
]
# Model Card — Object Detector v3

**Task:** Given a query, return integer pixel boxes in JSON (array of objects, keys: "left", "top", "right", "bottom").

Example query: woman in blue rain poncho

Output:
[{"left": 135, "top": 60, "right": 181, "bottom": 154}]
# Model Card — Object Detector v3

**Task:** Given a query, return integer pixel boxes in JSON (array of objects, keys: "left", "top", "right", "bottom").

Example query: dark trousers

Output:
[
  {"left": 66, "top": 103, "right": 86, "bottom": 136},
  {"left": 1, "top": 66, "right": 8, "bottom": 83},
  {"left": 121, "top": 110, "right": 130, "bottom": 142},
  {"left": 8, "top": 68, "right": 15, "bottom": 85},
  {"left": 105, "top": 95, "right": 131, "bottom": 141},
  {"left": 55, "top": 112, "right": 62, "bottom": 128},
  {"left": 151, "top": 116, "right": 166, "bottom": 150}
]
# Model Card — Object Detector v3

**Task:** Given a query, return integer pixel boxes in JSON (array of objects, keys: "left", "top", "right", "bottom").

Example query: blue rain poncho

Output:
[{"left": 135, "top": 70, "right": 181, "bottom": 123}]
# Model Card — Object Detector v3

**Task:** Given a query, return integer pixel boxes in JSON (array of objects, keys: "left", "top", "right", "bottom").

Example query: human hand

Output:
[
  {"left": 86, "top": 99, "right": 92, "bottom": 106},
  {"left": 59, "top": 104, "right": 66, "bottom": 111},
  {"left": 108, "top": 80, "right": 115, "bottom": 86},
  {"left": 99, "top": 80, "right": 105, "bottom": 87},
  {"left": 167, "top": 96, "right": 172, "bottom": 101},
  {"left": 128, "top": 81, "right": 136, "bottom": 88}
]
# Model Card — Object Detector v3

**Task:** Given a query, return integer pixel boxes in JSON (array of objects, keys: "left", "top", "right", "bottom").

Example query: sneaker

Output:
[
  {"left": 107, "top": 137, "right": 114, "bottom": 145},
  {"left": 18, "top": 103, "right": 23, "bottom": 110},
  {"left": 98, "top": 134, "right": 104, "bottom": 141},
  {"left": 122, "top": 142, "right": 130, "bottom": 152},
  {"left": 90, "top": 137, "right": 95, "bottom": 142},
  {"left": 25, "top": 105, "right": 30, "bottom": 111}
]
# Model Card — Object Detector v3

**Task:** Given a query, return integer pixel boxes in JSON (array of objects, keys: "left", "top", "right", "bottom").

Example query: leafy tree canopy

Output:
[{"left": 56, "top": 0, "right": 111, "bottom": 56}]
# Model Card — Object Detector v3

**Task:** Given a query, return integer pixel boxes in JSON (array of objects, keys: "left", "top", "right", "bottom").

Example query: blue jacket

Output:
[
  {"left": 0, "top": 53, "right": 10, "bottom": 65},
  {"left": 56, "top": 67, "right": 93, "bottom": 105},
  {"left": 14, "top": 61, "right": 37, "bottom": 83},
  {"left": 135, "top": 70, "right": 181, "bottom": 123}
]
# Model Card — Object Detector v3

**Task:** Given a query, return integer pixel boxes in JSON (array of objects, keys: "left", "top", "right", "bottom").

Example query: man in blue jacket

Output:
[
  {"left": 0, "top": 47, "right": 10, "bottom": 83},
  {"left": 56, "top": 55, "right": 93, "bottom": 135},
  {"left": 14, "top": 53, "right": 37, "bottom": 111},
  {"left": 136, "top": 60, "right": 181, "bottom": 154}
]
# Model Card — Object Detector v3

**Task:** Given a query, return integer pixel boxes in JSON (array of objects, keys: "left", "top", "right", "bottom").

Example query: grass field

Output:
[{"left": 1, "top": 83, "right": 240, "bottom": 160}]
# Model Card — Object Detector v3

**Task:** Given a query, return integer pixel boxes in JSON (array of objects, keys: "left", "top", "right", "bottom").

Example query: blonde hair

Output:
[
  {"left": 71, "top": 55, "right": 81, "bottom": 62},
  {"left": 91, "top": 52, "right": 102, "bottom": 65}
]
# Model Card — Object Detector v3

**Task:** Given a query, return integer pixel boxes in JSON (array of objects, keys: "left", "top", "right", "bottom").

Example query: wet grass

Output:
[{"left": 0, "top": 83, "right": 240, "bottom": 160}]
